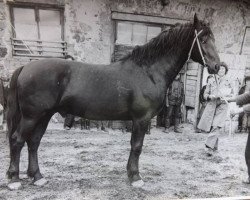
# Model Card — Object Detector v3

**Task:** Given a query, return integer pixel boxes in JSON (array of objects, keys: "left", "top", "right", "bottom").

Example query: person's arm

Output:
[
  {"left": 204, "top": 82, "right": 218, "bottom": 101},
  {"left": 229, "top": 92, "right": 250, "bottom": 117},
  {"left": 227, "top": 91, "right": 250, "bottom": 105},
  {"left": 230, "top": 107, "right": 244, "bottom": 117},
  {"left": 230, "top": 104, "right": 250, "bottom": 118}
]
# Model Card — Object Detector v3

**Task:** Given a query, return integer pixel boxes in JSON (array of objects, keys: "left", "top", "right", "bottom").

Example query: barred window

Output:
[{"left": 10, "top": 5, "right": 66, "bottom": 58}]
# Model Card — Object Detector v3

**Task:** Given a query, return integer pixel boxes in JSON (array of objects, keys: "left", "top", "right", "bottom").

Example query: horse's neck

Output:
[
  {"left": 151, "top": 29, "right": 193, "bottom": 87},
  {"left": 153, "top": 47, "right": 190, "bottom": 87}
]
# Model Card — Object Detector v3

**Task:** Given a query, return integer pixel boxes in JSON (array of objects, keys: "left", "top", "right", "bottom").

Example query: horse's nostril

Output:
[{"left": 215, "top": 64, "right": 220, "bottom": 71}]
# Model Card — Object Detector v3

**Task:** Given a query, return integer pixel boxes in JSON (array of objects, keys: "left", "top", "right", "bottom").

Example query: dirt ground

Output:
[{"left": 1, "top": 123, "right": 250, "bottom": 200}]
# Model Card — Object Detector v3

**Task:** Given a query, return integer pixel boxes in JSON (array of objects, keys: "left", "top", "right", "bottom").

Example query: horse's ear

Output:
[{"left": 193, "top": 13, "right": 200, "bottom": 28}]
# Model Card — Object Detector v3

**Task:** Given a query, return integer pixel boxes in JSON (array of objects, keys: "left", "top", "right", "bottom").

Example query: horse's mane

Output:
[{"left": 120, "top": 21, "right": 210, "bottom": 67}]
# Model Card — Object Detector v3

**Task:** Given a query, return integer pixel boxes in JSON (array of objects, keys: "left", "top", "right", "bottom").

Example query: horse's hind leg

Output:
[
  {"left": 127, "top": 118, "right": 150, "bottom": 187},
  {"left": 26, "top": 114, "right": 52, "bottom": 186},
  {"left": 7, "top": 117, "right": 37, "bottom": 190}
]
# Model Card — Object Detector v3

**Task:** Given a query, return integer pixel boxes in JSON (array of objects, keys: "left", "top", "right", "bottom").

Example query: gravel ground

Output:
[{"left": 0, "top": 123, "right": 250, "bottom": 200}]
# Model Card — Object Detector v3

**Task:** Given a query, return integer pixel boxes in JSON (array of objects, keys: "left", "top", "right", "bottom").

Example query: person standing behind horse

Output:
[
  {"left": 197, "top": 62, "right": 233, "bottom": 151},
  {"left": 164, "top": 74, "right": 184, "bottom": 133},
  {"left": 228, "top": 90, "right": 250, "bottom": 184},
  {"left": 236, "top": 74, "right": 250, "bottom": 132},
  {"left": 196, "top": 75, "right": 215, "bottom": 133}
]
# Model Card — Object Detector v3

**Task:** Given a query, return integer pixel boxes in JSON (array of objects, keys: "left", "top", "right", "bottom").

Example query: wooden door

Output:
[{"left": 183, "top": 61, "right": 203, "bottom": 126}]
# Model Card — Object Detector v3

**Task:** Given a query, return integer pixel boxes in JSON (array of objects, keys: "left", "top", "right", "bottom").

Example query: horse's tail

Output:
[{"left": 6, "top": 66, "right": 24, "bottom": 138}]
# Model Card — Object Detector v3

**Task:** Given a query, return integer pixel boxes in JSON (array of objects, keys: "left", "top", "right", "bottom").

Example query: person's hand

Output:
[
  {"left": 209, "top": 95, "right": 220, "bottom": 101},
  {"left": 224, "top": 96, "right": 236, "bottom": 103},
  {"left": 220, "top": 96, "right": 230, "bottom": 103},
  {"left": 230, "top": 107, "right": 244, "bottom": 118},
  {"left": 230, "top": 109, "right": 237, "bottom": 118}
]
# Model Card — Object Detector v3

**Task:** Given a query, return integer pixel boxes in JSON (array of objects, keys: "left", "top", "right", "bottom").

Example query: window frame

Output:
[
  {"left": 9, "top": 3, "right": 65, "bottom": 41},
  {"left": 240, "top": 26, "right": 250, "bottom": 55},
  {"left": 114, "top": 20, "right": 169, "bottom": 46},
  {"left": 8, "top": 2, "right": 66, "bottom": 58}
]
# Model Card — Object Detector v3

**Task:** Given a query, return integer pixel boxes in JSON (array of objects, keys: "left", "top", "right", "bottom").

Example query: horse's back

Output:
[
  {"left": 15, "top": 58, "right": 132, "bottom": 119},
  {"left": 15, "top": 58, "right": 163, "bottom": 120}
]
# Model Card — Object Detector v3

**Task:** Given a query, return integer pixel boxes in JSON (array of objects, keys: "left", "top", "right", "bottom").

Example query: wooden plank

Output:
[
  {"left": 112, "top": 11, "right": 189, "bottom": 26},
  {"left": 185, "top": 84, "right": 196, "bottom": 91},
  {"left": 194, "top": 64, "right": 203, "bottom": 126},
  {"left": 13, "top": 43, "right": 65, "bottom": 48},
  {"left": 13, "top": 48, "right": 67, "bottom": 53},
  {"left": 185, "top": 90, "right": 196, "bottom": 97},
  {"left": 186, "top": 75, "right": 197, "bottom": 80},
  {"left": 187, "top": 62, "right": 199, "bottom": 70},
  {"left": 186, "top": 69, "right": 198, "bottom": 76},
  {"left": 185, "top": 96, "right": 195, "bottom": 108},
  {"left": 12, "top": 38, "right": 66, "bottom": 44},
  {"left": 186, "top": 79, "right": 197, "bottom": 86},
  {"left": 183, "top": 63, "right": 188, "bottom": 122},
  {"left": 14, "top": 53, "right": 65, "bottom": 58}
]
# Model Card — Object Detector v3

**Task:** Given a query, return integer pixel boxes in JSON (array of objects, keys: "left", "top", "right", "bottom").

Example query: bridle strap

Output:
[
  {"left": 195, "top": 30, "right": 207, "bottom": 66},
  {"left": 186, "top": 29, "right": 206, "bottom": 66},
  {"left": 186, "top": 29, "right": 220, "bottom": 98}
]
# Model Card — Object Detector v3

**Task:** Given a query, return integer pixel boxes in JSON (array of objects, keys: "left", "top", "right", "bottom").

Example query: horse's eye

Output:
[{"left": 201, "top": 40, "right": 206, "bottom": 44}]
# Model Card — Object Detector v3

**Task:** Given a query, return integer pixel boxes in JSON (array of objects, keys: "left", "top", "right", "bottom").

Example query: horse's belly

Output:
[{"left": 84, "top": 104, "right": 130, "bottom": 120}]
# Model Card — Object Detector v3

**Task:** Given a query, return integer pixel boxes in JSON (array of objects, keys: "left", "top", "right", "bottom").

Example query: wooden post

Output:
[{"left": 194, "top": 64, "right": 203, "bottom": 127}]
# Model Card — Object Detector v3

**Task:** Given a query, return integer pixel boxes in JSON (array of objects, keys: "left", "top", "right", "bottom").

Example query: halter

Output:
[
  {"left": 186, "top": 29, "right": 206, "bottom": 66},
  {"left": 186, "top": 29, "right": 220, "bottom": 87}
]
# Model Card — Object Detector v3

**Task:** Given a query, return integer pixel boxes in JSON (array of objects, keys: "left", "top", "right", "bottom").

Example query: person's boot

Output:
[
  {"left": 164, "top": 118, "right": 171, "bottom": 133},
  {"left": 174, "top": 118, "right": 182, "bottom": 133}
]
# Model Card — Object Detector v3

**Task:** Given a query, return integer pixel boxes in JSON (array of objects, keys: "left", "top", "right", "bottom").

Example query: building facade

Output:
[{"left": 0, "top": 0, "right": 250, "bottom": 128}]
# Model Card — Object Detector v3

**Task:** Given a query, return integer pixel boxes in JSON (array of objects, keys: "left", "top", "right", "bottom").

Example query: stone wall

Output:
[
  {"left": 0, "top": 0, "right": 249, "bottom": 74},
  {"left": 0, "top": 0, "right": 250, "bottom": 128}
]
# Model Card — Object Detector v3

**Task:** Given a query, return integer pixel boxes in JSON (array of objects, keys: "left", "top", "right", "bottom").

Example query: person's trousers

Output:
[
  {"left": 165, "top": 105, "right": 181, "bottom": 128},
  {"left": 238, "top": 112, "right": 244, "bottom": 130}
]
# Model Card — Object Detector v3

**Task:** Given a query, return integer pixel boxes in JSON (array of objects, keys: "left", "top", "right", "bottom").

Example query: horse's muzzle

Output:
[{"left": 206, "top": 63, "right": 219, "bottom": 74}]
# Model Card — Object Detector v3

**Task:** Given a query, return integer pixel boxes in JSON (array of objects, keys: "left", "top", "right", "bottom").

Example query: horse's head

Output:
[{"left": 190, "top": 14, "right": 220, "bottom": 74}]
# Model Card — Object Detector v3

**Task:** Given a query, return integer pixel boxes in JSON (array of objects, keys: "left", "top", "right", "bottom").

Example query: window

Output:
[
  {"left": 10, "top": 5, "right": 66, "bottom": 58},
  {"left": 241, "top": 27, "right": 250, "bottom": 74},
  {"left": 114, "top": 21, "right": 167, "bottom": 61},
  {"left": 242, "top": 27, "right": 250, "bottom": 54},
  {"left": 116, "top": 21, "right": 162, "bottom": 46}
]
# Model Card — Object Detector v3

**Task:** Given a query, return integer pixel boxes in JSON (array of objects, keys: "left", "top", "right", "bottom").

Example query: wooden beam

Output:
[
  {"left": 13, "top": 48, "right": 67, "bottom": 53},
  {"left": 13, "top": 43, "right": 65, "bottom": 49},
  {"left": 12, "top": 38, "right": 66, "bottom": 44},
  {"left": 13, "top": 53, "right": 65, "bottom": 58},
  {"left": 112, "top": 11, "right": 189, "bottom": 25}
]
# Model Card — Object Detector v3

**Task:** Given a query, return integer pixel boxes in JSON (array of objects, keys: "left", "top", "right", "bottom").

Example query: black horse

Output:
[{"left": 6, "top": 14, "right": 220, "bottom": 189}]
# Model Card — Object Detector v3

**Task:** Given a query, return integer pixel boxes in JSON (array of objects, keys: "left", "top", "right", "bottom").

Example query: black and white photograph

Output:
[{"left": 0, "top": 0, "right": 250, "bottom": 199}]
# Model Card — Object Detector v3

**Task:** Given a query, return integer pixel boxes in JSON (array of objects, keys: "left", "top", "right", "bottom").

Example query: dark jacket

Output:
[
  {"left": 167, "top": 79, "right": 184, "bottom": 106},
  {"left": 236, "top": 91, "right": 250, "bottom": 115}
]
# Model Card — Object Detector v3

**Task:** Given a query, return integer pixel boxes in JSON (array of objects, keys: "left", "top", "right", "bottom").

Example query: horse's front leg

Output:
[{"left": 127, "top": 118, "right": 150, "bottom": 187}]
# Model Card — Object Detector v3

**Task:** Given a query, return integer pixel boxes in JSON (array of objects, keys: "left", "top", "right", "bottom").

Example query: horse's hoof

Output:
[
  {"left": 33, "top": 178, "right": 48, "bottom": 186},
  {"left": 7, "top": 182, "right": 22, "bottom": 190},
  {"left": 131, "top": 179, "right": 144, "bottom": 188}
]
